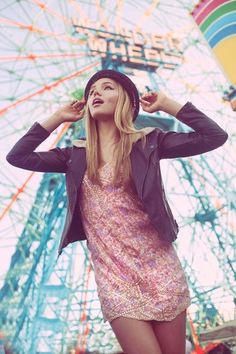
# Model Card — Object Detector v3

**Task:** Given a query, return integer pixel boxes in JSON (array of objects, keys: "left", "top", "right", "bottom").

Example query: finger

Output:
[
  {"left": 71, "top": 103, "right": 84, "bottom": 112},
  {"left": 141, "top": 95, "right": 152, "bottom": 102},
  {"left": 72, "top": 100, "right": 85, "bottom": 108},
  {"left": 141, "top": 91, "right": 157, "bottom": 99},
  {"left": 140, "top": 97, "right": 151, "bottom": 105},
  {"left": 141, "top": 93, "right": 149, "bottom": 98},
  {"left": 74, "top": 101, "right": 85, "bottom": 108},
  {"left": 70, "top": 99, "right": 83, "bottom": 107}
]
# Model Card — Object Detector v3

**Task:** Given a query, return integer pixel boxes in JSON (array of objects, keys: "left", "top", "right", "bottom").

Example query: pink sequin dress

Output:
[{"left": 79, "top": 162, "right": 190, "bottom": 323}]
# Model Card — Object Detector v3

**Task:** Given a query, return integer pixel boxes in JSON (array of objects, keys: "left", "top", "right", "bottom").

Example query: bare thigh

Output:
[
  {"left": 152, "top": 310, "right": 187, "bottom": 354},
  {"left": 110, "top": 316, "right": 162, "bottom": 354}
]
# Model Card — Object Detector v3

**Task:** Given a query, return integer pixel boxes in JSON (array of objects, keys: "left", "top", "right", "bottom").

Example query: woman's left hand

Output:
[{"left": 140, "top": 91, "right": 168, "bottom": 113}]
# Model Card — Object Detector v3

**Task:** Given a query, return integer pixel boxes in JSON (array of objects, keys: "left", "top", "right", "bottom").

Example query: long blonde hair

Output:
[{"left": 85, "top": 83, "right": 146, "bottom": 187}]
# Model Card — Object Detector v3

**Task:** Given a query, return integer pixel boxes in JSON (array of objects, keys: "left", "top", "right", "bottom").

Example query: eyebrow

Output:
[{"left": 90, "top": 81, "right": 115, "bottom": 90}]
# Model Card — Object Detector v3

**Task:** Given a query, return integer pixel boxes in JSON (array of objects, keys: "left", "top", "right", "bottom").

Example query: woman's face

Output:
[{"left": 87, "top": 78, "right": 119, "bottom": 121}]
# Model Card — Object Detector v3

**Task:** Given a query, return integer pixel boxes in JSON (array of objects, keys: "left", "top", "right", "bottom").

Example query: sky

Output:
[{"left": 0, "top": 1, "right": 235, "bottom": 350}]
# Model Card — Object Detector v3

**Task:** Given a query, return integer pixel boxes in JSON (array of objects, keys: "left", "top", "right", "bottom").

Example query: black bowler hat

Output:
[{"left": 84, "top": 69, "right": 140, "bottom": 120}]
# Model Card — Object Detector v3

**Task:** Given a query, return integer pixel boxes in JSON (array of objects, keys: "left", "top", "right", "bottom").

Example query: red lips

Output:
[{"left": 92, "top": 98, "right": 104, "bottom": 106}]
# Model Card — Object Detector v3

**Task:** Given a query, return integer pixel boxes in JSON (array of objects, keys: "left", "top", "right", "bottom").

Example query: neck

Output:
[{"left": 96, "top": 120, "right": 120, "bottom": 147}]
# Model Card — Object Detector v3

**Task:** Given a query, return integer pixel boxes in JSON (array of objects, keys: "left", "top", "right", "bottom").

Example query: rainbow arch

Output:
[{"left": 191, "top": 0, "right": 236, "bottom": 109}]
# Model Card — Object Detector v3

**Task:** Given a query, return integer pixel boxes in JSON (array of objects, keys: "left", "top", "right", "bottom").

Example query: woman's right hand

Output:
[
  {"left": 41, "top": 99, "right": 86, "bottom": 133},
  {"left": 53, "top": 99, "right": 86, "bottom": 123}
]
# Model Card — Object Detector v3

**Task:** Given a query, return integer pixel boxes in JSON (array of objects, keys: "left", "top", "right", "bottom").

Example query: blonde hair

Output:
[{"left": 85, "top": 83, "right": 146, "bottom": 187}]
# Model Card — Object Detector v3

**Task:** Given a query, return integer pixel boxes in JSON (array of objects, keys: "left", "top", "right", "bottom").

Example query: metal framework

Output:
[{"left": 0, "top": 1, "right": 235, "bottom": 353}]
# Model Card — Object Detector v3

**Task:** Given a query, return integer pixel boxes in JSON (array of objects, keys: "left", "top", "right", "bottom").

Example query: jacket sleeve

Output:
[
  {"left": 157, "top": 102, "right": 228, "bottom": 159},
  {"left": 6, "top": 122, "right": 71, "bottom": 173}
]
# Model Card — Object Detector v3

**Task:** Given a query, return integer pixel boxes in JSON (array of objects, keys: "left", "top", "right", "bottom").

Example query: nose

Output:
[{"left": 92, "top": 88, "right": 101, "bottom": 97}]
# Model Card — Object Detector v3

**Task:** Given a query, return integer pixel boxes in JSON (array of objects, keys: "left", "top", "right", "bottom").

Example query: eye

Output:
[
  {"left": 89, "top": 89, "right": 94, "bottom": 96},
  {"left": 104, "top": 85, "right": 113, "bottom": 90}
]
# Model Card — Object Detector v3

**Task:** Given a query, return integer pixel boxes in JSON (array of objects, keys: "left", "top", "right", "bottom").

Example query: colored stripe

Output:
[
  {"left": 213, "top": 35, "right": 236, "bottom": 83},
  {"left": 195, "top": 0, "right": 230, "bottom": 24},
  {"left": 209, "top": 23, "right": 236, "bottom": 47},
  {"left": 200, "top": 1, "right": 236, "bottom": 32},
  {"left": 191, "top": 0, "right": 212, "bottom": 17},
  {"left": 205, "top": 12, "right": 236, "bottom": 39}
]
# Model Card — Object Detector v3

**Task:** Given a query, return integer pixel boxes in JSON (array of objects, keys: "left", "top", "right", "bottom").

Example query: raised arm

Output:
[
  {"left": 6, "top": 99, "right": 85, "bottom": 173},
  {"left": 140, "top": 92, "right": 228, "bottom": 159}
]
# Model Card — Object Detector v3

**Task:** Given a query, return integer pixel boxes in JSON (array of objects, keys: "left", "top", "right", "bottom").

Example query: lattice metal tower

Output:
[{"left": 0, "top": 1, "right": 235, "bottom": 353}]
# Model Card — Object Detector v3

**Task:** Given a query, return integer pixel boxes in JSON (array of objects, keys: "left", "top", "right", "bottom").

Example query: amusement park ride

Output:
[{"left": 0, "top": 0, "right": 235, "bottom": 353}]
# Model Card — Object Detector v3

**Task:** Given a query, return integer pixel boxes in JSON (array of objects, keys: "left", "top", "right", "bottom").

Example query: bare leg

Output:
[
  {"left": 110, "top": 316, "right": 162, "bottom": 354},
  {"left": 152, "top": 310, "right": 187, "bottom": 354}
]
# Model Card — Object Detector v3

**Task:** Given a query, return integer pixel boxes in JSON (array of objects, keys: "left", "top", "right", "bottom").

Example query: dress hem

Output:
[{"left": 105, "top": 299, "right": 191, "bottom": 324}]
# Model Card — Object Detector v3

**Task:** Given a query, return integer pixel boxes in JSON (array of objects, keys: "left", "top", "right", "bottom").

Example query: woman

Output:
[{"left": 6, "top": 69, "right": 228, "bottom": 354}]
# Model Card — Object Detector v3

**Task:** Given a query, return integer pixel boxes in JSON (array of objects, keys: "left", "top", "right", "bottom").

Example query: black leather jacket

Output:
[{"left": 6, "top": 102, "right": 228, "bottom": 256}]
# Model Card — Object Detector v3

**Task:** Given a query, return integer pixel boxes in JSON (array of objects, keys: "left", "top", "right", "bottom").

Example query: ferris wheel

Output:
[{"left": 0, "top": 1, "right": 235, "bottom": 353}]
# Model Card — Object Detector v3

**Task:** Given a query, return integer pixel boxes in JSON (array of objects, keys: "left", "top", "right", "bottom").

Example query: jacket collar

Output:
[{"left": 72, "top": 139, "right": 86, "bottom": 148}]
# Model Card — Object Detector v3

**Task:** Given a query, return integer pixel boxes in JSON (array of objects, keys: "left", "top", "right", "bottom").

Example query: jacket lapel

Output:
[
  {"left": 131, "top": 128, "right": 157, "bottom": 197},
  {"left": 69, "top": 145, "right": 87, "bottom": 189}
]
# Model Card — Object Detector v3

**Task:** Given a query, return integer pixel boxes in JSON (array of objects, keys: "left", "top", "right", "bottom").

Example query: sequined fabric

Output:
[{"left": 79, "top": 162, "right": 190, "bottom": 323}]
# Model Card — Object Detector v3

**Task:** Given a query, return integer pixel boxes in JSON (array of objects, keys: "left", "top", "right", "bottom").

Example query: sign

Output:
[{"left": 72, "top": 18, "right": 183, "bottom": 70}]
